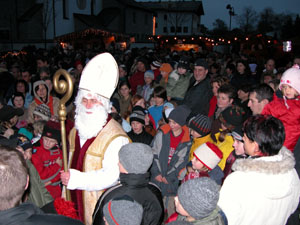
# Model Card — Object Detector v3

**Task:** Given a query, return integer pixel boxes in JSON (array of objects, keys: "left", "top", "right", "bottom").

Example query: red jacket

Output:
[
  {"left": 129, "top": 71, "right": 145, "bottom": 95},
  {"left": 31, "top": 139, "right": 63, "bottom": 199},
  {"left": 262, "top": 94, "right": 300, "bottom": 151}
]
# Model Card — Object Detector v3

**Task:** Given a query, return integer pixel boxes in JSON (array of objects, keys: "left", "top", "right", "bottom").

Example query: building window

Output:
[
  {"left": 171, "top": 26, "right": 175, "bottom": 33},
  {"left": 133, "top": 12, "right": 136, "bottom": 24},
  {"left": 163, "top": 27, "right": 167, "bottom": 33},
  {"left": 164, "top": 14, "right": 167, "bottom": 21},
  {"left": 145, "top": 14, "right": 148, "bottom": 25},
  {"left": 63, "top": 0, "right": 69, "bottom": 19},
  {"left": 176, "top": 26, "right": 182, "bottom": 33},
  {"left": 183, "top": 26, "right": 188, "bottom": 33}
]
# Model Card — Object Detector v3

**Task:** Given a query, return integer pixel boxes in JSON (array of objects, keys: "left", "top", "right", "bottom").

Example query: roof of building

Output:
[
  {"left": 18, "top": 3, "right": 43, "bottom": 21},
  {"left": 116, "top": 0, "right": 154, "bottom": 13},
  {"left": 140, "top": 0, "right": 204, "bottom": 16}
]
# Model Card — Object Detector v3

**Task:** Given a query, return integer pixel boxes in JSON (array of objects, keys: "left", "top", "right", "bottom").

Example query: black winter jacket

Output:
[
  {"left": 92, "top": 172, "right": 164, "bottom": 225},
  {"left": 182, "top": 76, "right": 213, "bottom": 117},
  {"left": 0, "top": 202, "right": 83, "bottom": 225}
]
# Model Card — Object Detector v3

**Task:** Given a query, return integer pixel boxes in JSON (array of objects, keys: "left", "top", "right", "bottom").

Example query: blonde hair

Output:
[{"left": 33, "top": 120, "right": 47, "bottom": 135}]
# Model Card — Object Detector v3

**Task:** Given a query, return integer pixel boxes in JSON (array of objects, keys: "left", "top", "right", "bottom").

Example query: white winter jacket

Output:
[{"left": 218, "top": 147, "right": 300, "bottom": 225}]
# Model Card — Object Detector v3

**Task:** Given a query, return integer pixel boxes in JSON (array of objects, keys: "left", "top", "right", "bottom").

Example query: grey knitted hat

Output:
[
  {"left": 188, "top": 114, "right": 212, "bottom": 136},
  {"left": 178, "top": 177, "right": 220, "bottom": 220},
  {"left": 168, "top": 105, "right": 191, "bottom": 126},
  {"left": 144, "top": 70, "right": 154, "bottom": 80},
  {"left": 103, "top": 195, "right": 143, "bottom": 225},
  {"left": 119, "top": 143, "right": 153, "bottom": 174},
  {"left": 167, "top": 221, "right": 192, "bottom": 225}
]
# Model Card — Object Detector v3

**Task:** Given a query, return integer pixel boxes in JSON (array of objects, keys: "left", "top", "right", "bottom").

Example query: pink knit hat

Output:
[
  {"left": 279, "top": 65, "right": 300, "bottom": 95},
  {"left": 193, "top": 142, "right": 223, "bottom": 170}
]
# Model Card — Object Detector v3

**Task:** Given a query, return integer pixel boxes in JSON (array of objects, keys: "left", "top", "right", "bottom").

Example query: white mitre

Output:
[{"left": 79, "top": 52, "right": 119, "bottom": 99}]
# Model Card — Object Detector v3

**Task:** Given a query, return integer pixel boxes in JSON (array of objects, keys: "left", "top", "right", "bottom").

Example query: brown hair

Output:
[{"left": 0, "top": 146, "right": 28, "bottom": 210}]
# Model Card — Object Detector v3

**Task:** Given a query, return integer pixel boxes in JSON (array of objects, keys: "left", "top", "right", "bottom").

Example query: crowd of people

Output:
[{"left": 0, "top": 45, "right": 300, "bottom": 225}]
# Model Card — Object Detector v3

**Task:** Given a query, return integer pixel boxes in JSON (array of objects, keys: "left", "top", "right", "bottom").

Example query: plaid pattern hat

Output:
[
  {"left": 103, "top": 195, "right": 143, "bottom": 225},
  {"left": 193, "top": 142, "right": 223, "bottom": 170},
  {"left": 188, "top": 114, "right": 212, "bottom": 136},
  {"left": 33, "top": 104, "right": 51, "bottom": 121},
  {"left": 130, "top": 106, "right": 146, "bottom": 125},
  {"left": 218, "top": 105, "right": 245, "bottom": 130},
  {"left": 178, "top": 177, "right": 220, "bottom": 220},
  {"left": 42, "top": 120, "right": 61, "bottom": 143}
]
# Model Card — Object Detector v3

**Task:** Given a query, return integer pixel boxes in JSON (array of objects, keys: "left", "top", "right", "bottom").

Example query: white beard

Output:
[{"left": 75, "top": 103, "right": 108, "bottom": 140}]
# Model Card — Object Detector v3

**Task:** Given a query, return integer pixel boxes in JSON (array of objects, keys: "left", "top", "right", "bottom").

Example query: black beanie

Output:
[
  {"left": 42, "top": 120, "right": 61, "bottom": 143},
  {"left": 130, "top": 106, "right": 146, "bottom": 125},
  {"left": 168, "top": 105, "right": 191, "bottom": 126}
]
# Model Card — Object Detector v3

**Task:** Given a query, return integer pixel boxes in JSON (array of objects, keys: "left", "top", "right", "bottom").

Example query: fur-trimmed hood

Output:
[
  {"left": 230, "top": 146, "right": 299, "bottom": 200},
  {"left": 232, "top": 146, "right": 295, "bottom": 174}
]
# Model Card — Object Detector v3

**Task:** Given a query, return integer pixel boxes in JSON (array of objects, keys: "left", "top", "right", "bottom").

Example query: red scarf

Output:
[{"left": 34, "top": 95, "right": 54, "bottom": 115}]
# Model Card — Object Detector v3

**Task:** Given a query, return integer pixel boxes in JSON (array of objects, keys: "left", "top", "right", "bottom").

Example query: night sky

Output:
[
  {"left": 202, "top": 0, "right": 300, "bottom": 29},
  {"left": 136, "top": 0, "right": 300, "bottom": 29}
]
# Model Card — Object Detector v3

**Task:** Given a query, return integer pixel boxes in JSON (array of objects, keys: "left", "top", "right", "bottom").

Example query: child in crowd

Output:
[
  {"left": 166, "top": 56, "right": 192, "bottom": 104},
  {"left": 212, "top": 105, "right": 245, "bottom": 170},
  {"left": 210, "top": 84, "right": 236, "bottom": 144},
  {"left": 118, "top": 64, "right": 128, "bottom": 82},
  {"left": 110, "top": 97, "right": 131, "bottom": 132},
  {"left": 156, "top": 63, "right": 173, "bottom": 89},
  {"left": 138, "top": 70, "right": 155, "bottom": 103},
  {"left": 262, "top": 65, "right": 300, "bottom": 151},
  {"left": 113, "top": 80, "right": 132, "bottom": 118},
  {"left": 235, "top": 84, "right": 252, "bottom": 120},
  {"left": 31, "top": 120, "right": 47, "bottom": 144},
  {"left": 182, "top": 142, "right": 224, "bottom": 185},
  {"left": 33, "top": 103, "right": 51, "bottom": 122},
  {"left": 208, "top": 76, "right": 229, "bottom": 117},
  {"left": 166, "top": 178, "right": 227, "bottom": 224},
  {"left": 148, "top": 86, "right": 168, "bottom": 129},
  {"left": 223, "top": 125, "right": 247, "bottom": 180},
  {"left": 127, "top": 106, "right": 153, "bottom": 145},
  {"left": 150, "top": 105, "right": 192, "bottom": 218},
  {"left": 214, "top": 84, "right": 236, "bottom": 120},
  {"left": 103, "top": 196, "right": 143, "bottom": 225},
  {"left": 150, "top": 60, "right": 162, "bottom": 79},
  {"left": 10, "top": 92, "right": 28, "bottom": 128},
  {"left": 15, "top": 134, "right": 53, "bottom": 207},
  {"left": 187, "top": 114, "right": 213, "bottom": 161},
  {"left": 0, "top": 105, "right": 24, "bottom": 134},
  {"left": 31, "top": 120, "right": 63, "bottom": 199}
]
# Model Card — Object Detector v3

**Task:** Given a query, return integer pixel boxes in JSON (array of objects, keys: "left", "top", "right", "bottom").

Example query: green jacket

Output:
[
  {"left": 177, "top": 207, "right": 226, "bottom": 225},
  {"left": 26, "top": 160, "right": 53, "bottom": 208},
  {"left": 166, "top": 70, "right": 192, "bottom": 100}
]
